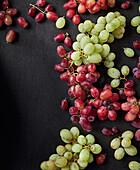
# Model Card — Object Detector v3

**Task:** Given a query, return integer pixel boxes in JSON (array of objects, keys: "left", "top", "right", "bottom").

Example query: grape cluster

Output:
[
  {"left": 40, "top": 127, "right": 104, "bottom": 170},
  {"left": 132, "top": 57, "right": 140, "bottom": 79},
  {"left": 110, "top": 130, "right": 138, "bottom": 160},
  {"left": 128, "top": 161, "right": 140, "bottom": 170}
]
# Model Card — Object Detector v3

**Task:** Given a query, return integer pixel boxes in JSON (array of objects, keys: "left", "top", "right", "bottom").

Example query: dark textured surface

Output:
[{"left": 0, "top": 0, "right": 140, "bottom": 170}]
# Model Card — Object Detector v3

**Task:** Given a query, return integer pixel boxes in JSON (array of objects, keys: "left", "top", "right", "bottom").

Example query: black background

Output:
[{"left": 0, "top": 0, "right": 140, "bottom": 170}]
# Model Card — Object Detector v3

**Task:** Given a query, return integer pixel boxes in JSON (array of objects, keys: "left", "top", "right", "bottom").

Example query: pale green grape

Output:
[
  {"left": 107, "top": 34, "right": 114, "bottom": 43},
  {"left": 94, "top": 44, "right": 103, "bottom": 53},
  {"left": 40, "top": 160, "right": 58, "bottom": 170},
  {"left": 70, "top": 127, "right": 80, "bottom": 139},
  {"left": 113, "top": 26, "right": 125, "bottom": 35},
  {"left": 78, "top": 23, "right": 86, "bottom": 33},
  {"left": 100, "top": 44, "right": 110, "bottom": 58},
  {"left": 111, "top": 18, "right": 121, "bottom": 29},
  {"left": 70, "top": 162, "right": 79, "bottom": 170},
  {"left": 61, "top": 165, "right": 70, "bottom": 170},
  {"left": 106, "top": 23, "right": 115, "bottom": 32},
  {"left": 65, "top": 144, "right": 72, "bottom": 152},
  {"left": 88, "top": 153, "right": 94, "bottom": 163},
  {"left": 86, "top": 134, "right": 95, "bottom": 145},
  {"left": 97, "top": 16, "right": 106, "bottom": 25},
  {"left": 110, "top": 138, "right": 121, "bottom": 149},
  {"left": 121, "top": 65, "right": 130, "bottom": 76},
  {"left": 90, "top": 35, "right": 99, "bottom": 44},
  {"left": 64, "top": 152, "right": 73, "bottom": 160},
  {"left": 72, "top": 144, "right": 82, "bottom": 153},
  {"left": 79, "top": 149, "right": 90, "bottom": 162},
  {"left": 90, "top": 28, "right": 99, "bottom": 36},
  {"left": 90, "top": 144, "right": 102, "bottom": 154},
  {"left": 99, "top": 30, "right": 109, "bottom": 41},
  {"left": 77, "top": 135, "right": 87, "bottom": 145},
  {"left": 124, "top": 47, "right": 135, "bottom": 57},
  {"left": 104, "top": 60, "right": 114, "bottom": 68},
  {"left": 60, "top": 129, "right": 73, "bottom": 141},
  {"left": 84, "top": 20, "right": 93, "bottom": 32},
  {"left": 137, "top": 25, "right": 140, "bottom": 34},
  {"left": 71, "top": 51, "right": 81, "bottom": 61},
  {"left": 124, "top": 145, "right": 137, "bottom": 156},
  {"left": 94, "top": 23, "right": 105, "bottom": 32},
  {"left": 112, "top": 32, "right": 124, "bottom": 39},
  {"left": 80, "top": 36, "right": 91, "bottom": 49},
  {"left": 106, "top": 53, "right": 116, "bottom": 61},
  {"left": 56, "top": 145, "right": 66, "bottom": 156},
  {"left": 122, "top": 130, "right": 134, "bottom": 139},
  {"left": 107, "top": 68, "right": 120, "bottom": 78},
  {"left": 84, "top": 43, "right": 95, "bottom": 55},
  {"left": 131, "top": 16, "right": 140, "bottom": 27},
  {"left": 111, "top": 79, "right": 120, "bottom": 88},
  {"left": 121, "top": 138, "right": 131, "bottom": 148},
  {"left": 117, "top": 16, "right": 126, "bottom": 25},
  {"left": 128, "top": 161, "right": 140, "bottom": 170},
  {"left": 82, "top": 57, "right": 90, "bottom": 65},
  {"left": 49, "top": 154, "right": 59, "bottom": 161},
  {"left": 87, "top": 53, "right": 102, "bottom": 63},
  {"left": 114, "top": 11, "right": 121, "bottom": 17},
  {"left": 99, "top": 39, "right": 108, "bottom": 44},
  {"left": 62, "top": 138, "right": 71, "bottom": 144},
  {"left": 77, "top": 159, "right": 88, "bottom": 168},
  {"left": 92, "top": 23, "right": 95, "bottom": 28},
  {"left": 74, "top": 153, "right": 79, "bottom": 159},
  {"left": 76, "top": 33, "right": 86, "bottom": 42},
  {"left": 114, "top": 147, "right": 125, "bottom": 160},
  {"left": 55, "top": 156, "right": 68, "bottom": 168},
  {"left": 106, "top": 12, "right": 115, "bottom": 23},
  {"left": 74, "top": 59, "right": 83, "bottom": 66},
  {"left": 56, "top": 17, "right": 66, "bottom": 29},
  {"left": 72, "top": 41, "right": 81, "bottom": 51}
]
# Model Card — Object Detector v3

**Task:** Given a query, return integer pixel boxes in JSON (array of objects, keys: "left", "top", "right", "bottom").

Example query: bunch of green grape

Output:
[
  {"left": 131, "top": 14, "right": 140, "bottom": 34},
  {"left": 71, "top": 11, "right": 126, "bottom": 67},
  {"left": 128, "top": 161, "right": 140, "bottom": 170},
  {"left": 40, "top": 127, "right": 102, "bottom": 170},
  {"left": 107, "top": 65, "right": 130, "bottom": 88},
  {"left": 110, "top": 130, "right": 138, "bottom": 160}
]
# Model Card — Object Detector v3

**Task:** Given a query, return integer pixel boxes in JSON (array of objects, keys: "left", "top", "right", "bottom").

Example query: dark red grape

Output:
[
  {"left": 0, "top": 11, "right": 6, "bottom": 19},
  {"left": 64, "top": 37, "right": 72, "bottom": 48},
  {"left": 131, "top": 119, "right": 140, "bottom": 128},
  {"left": 6, "top": 8, "right": 17, "bottom": 16},
  {"left": 69, "top": 107, "right": 78, "bottom": 115},
  {"left": 96, "top": 154, "right": 106, "bottom": 165},
  {"left": 54, "top": 33, "right": 65, "bottom": 42},
  {"left": 108, "top": 110, "right": 117, "bottom": 121},
  {"left": 54, "top": 64, "right": 64, "bottom": 72},
  {"left": 2, "top": 0, "right": 9, "bottom": 9},
  {"left": 133, "top": 40, "right": 140, "bottom": 50},
  {"left": 102, "top": 127, "right": 112, "bottom": 136},
  {"left": 70, "top": 115, "right": 80, "bottom": 124},
  {"left": 0, "top": 19, "right": 4, "bottom": 27},
  {"left": 61, "top": 99, "right": 68, "bottom": 110},
  {"left": 57, "top": 46, "right": 66, "bottom": 57},
  {"left": 4, "top": 15, "right": 12, "bottom": 26},
  {"left": 133, "top": 70, "right": 140, "bottom": 79},
  {"left": 45, "top": 4, "right": 54, "bottom": 12},
  {"left": 35, "top": 13, "right": 44, "bottom": 22},
  {"left": 112, "top": 127, "right": 118, "bottom": 134},
  {"left": 121, "top": 1, "right": 130, "bottom": 9},
  {"left": 135, "top": 129, "right": 140, "bottom": 141},
  {"left": 28, "top": 7, "right": 36, "bottom": 17}
]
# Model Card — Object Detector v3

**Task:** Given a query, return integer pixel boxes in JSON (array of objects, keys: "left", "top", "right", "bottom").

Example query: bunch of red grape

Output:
[
  {"left": 132, "top": 57, "right": 140, "bottom": 79},
  {"left": 63, "top": 0, "right": 116, "bottom": 25}
]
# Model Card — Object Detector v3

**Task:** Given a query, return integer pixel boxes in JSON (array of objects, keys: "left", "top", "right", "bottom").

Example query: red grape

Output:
[
  {"left": 124, "top": 111, "right": 137, "bottom": 121},
  {"left": 133, "top": 69, "right": 140, "bottom": 79},
  {"left": 103, "top": 84, "right": 112, "bottom": 91},
  {"left": 90, "top": 87, "right": 99, "bottom": 98},
  {"left": 79, "top": 116, "right": 88, "bottom": 126},
  {"left": 57, "top": 46, "right": 66, "bottom": 57},
  {"left": 46, "top": 12, "right": 59, "bottom": 21},
  {"left": 76, "top": 72, "right": 86, "bottom": 82},
  {"left": 78, "top": 3, "right": 86, "bottom": 13},
  {"left": 64, "top": 37, "right": 72, "bottom": 48},
  {"left": 125, "top": 80, "right": 134, "bottom": 88},
  {"left": 70, "top": 115, "right": 80, "bottom": 124},
  {"left": 97, "top": 0, "right": 106, "bottom": 7},
  {"left": 94, "top": 98, "right": 103, "bottom": 108},
  {"left": 54, "top": 33, "right": 65, "bottom": 42},
  {"left": 6, "top": 8, "right": 17, "bottom": 16},
  {"left": 0, "top": 19, "right": 4, "bottom": 27},
  {"left": 131, "top": 119, "right": 140, "bottom": 128},
  {"left": 112, "top": 102, "right": 121, "bottom": 110},
  {"left": 78, "top": 90, "right": 86, "bottom": 100},
  {"left": 124, "top": 88, "right": 136, "bottom": 97},
  {"left": 121, "top": 102, "right": 132, "bottom": 111},
  {"left": 102, "top": 127, "right": 112, "bottom": 136},
  {"left": 79, "top": 0, "right": 86, "bottom": 4},
  {"left": 28, "top": 7, "right": 36, "bottom": 17},
  {"left": 91, "top": 71, "right": 100, "bottom": 79},
  {"left": 63, "top": 0, "right": 77, "bottom": 9},
  {"left": 74, "top": 85, "right": 82, "bottom": 98},
  {"left": 61, "top": 99, "right": 68, "bottom": 110},
  {"left": 121, "top": 1, "right": 130, "bottom": 9},
  {"left": 86, "top": 0, "right": 96, "bottom": 9},
  {"left": 2, "top": 0, "right": 9, "bottom": 9},
  {"left": 60, "top": 59, "right": 69, "bottom": 68},
  {"left": 17, "top": 17, "right": 28, "bottom": 28},
  {"left": 119, "top": 89, "right": 126, "bottom": 99},
  {"left": 45, "top": 4, "right": 54, "bottom": 12},
  {"left": 67, "top": 75, "right": 76, "bottom": 86},
  {"left": 98, "top": 114, "right": 108, "bottom": 121},
  {"left": 69, "top": 107, "right": 78, "bottom": 115},
  {"left": 87, "top": 99, "right": 95, "bottom": 107},
  {"left": 86, "top": 73, "right": 97, "bottom": 83},
  {"left": 66, "top": 9, "right": 75, "bottom": 18},
  {"left": 54, "top": 64, "right": 64, "bottom": 72},
  {"left": 107, "top": 0, "right": 116, "bottom": 8},
  {"left": 133, "top": 40, "right": 140, "bottom": 50},
  {"left": 109, "top": 93, "right": 119, "bottom": 103},
  {"left": 4, "top": 15, "right": 12, "bottom": 26},
  {"left": 74, "top": 99, "right": 84, "bottom": 110},
  {"left": 77, "top": 65, "right": 88, "bottom": 73},
  {"left": 100, "top": 2, "right": 109, "bottom": 10},
  {"left": 97, "top": 106, "right": 108, "bottom": 117},
  {"left": 0, "top": 11, "right": 6, "bottom": 19},
  {"left": 36, "top": 0, "right": 46, "bottom": 7},
  {"left": 100, "top": 89, "right": 112, "bottom": 100},
  {"left": 68, "top": 86, "right": 74, "bottom": 97},
  {"left": 135, "top": 129, "right": 140, "bottom": 141},
  {"left": 87, "top": 63, "right": 96, "bottom": 73},
  {"left": 127, "top": 96, "right": 137, "bottom": 104},
  {"left": 130, "top": 104, "right": 139, "bottom": 115},
  {"left": 112, "top": 127, "right": 118, "bottom": 134},
  {"left": 35, "top": 13, "right": 44, "bottom": 22},
  {"left": 88, "top": 2, "right": 101, "bottom": 14},
  {"left": 82, "top": 122, "right": 92, "bottom": 132},
  {"left": 81, "top": 81, "right": 92, "bottom": 91},
  {"left": 96, "top": 154, "right": 106, "bottom": 165},
  {"left": 108, "top": 110, "right": 117, "bottom": 121},
  {"left": 72, "top": 15, "right": 81, "bottom": 25},
  {"left": 81, "top": 107, "right": 91, "bottom": 117},
  {"left": 6, "top": 30, "right": 16, "bottom": 43},
  {"left": 60, "top": 72, "right": 69, "bottom": 81}
]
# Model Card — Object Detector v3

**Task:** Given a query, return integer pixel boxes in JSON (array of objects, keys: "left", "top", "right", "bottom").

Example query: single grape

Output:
[
  {"left": 124, "top": 145, "right": 137, "bottom": 156},
  {"left": 28, "top": 7, "right": 36, "bottom": 17},
  {"left": 124, "top": 48, "right": 135, "bottom": 57},
  {"left": 100, "top": 44, "right": 110, "bottom": 58},
  {"left": 121, "top": 138, "right": 131, "bottom": 148},
  {"left": 84, "top": 20, "right": 93, "bottom": 32},
  {"left": 45, "top": 4, "right": 54, "bottom": 12},
  {"left": 64, "top": 152, "right": 72, "bottom": 160},
  {"left": 6, "top": 8, "right": 17, "bottom": 16},
  {"left": 114, "top": 147, "right": 125, "bottom": 160},
  {"left": 65, "top": 144, "right": 72, "bottom": 152},
  {"left": 88, "top": 153, "right": 94, "bottom": 163},
  {"left": 54, "top": 33, "right": 65, "bottom": 42},
  {"left": 6, "top": 30, "right": 16, "bottom": 43},
  {"left": 70, "top": 126, "right": 80, "bottom": 139},
  {"left": 122, "top": 130, "right": 134, "bottom": 139},
  {"left": 110, "top": 138, "right": 120, "bottom": 149},
  {"left": 60, "top": 129, "right": 73, "bottom": 141},
  {"left": 63, "top": 0, "right": 77, "bottom": 9},
  {"left": 49, "top": 154, "right": 59, "bottom": 161},
  {"left": 111, "top": 18, "right": 121, "bottom": 29},
  {"left": 128, "top": 161, "right": 140, "bottom": 170},
  {"left": 107, "top": 68, "right": 120, "bottom": 78},
  {"left": 17, "top": 17, "right": 28, "bottom": 28},
  {"left": 135, "top": 129, "right": 140, "bottom": 141},
  {"left": 66, "top": 9, "right": 75, "bottom": 18},
  {"left": 0, "top": 19, "right": 4, "bottom": 27},
  {"left": 131, "top": 119, "right": 140, "bottom": 128},
  {"left": 4, "top": 15, "right": 12, "bottom": 26},
  {"left": 57, "top": 46, "right": 66, "bottom": 57},
  {"left": 90, "top": 144, "right": 102, "bottom": 154},
  {"left": 102, "top": 127, "right": 112, "bottom": 136},
  {"left": 131, "top": 16, "right": 140, "bottom": 27},
  {"left": 112, "top": 127, "right": 119, "bottom": 134},
  {"left": 110, "top": 79, "right": 120, "bottom": 88},
  {"left": 137, "top": 25, "right": 140, "bottom": 34},
  {"left": 40, "top": 160, "right": 57, "bottom": 170},
  {"left": 79, "top": 149, "right": 90, "bottom": 162},
  {"left": 87, "top": 53, "right": 102, "bottom": 64},
  {"left": 133, "top": 40, "right": 140, "bottom": 49},
  {"left": 96, "top": 154, "right": 106, "bottom": 165},
  {"left": 70, "top": 115, "right": 80, "bottom": 124},
  {"left": 56, "top": 145, "right": 66, "bottom": 155},
  {"left": 61, "top": 99, "right": 68, "bottom": 110},
  {"left": 0, "top": 11, "right": 6, "bottom": 19},
  {"left": 86, "top": 134, "right": 95, "bottom": 145},
  {"left": 72, "top": 15, "right": 81, "bottom": 25},
  {"left": 36, "top": 0, "right": 46, "bottom": 7},
  {"left": 99, "top": 30, "right": 109, "bottom": 41},
  {"left": 121, "top": 1, "right": 131, "bottom": 9},
  {"left": 55, "top": 156, "right": 68, "bottom": 168},
  {"left": 77, "top": 159, "right": 88, "bottom": 168},
  {"left": 56, "top": 17, "right": 66, "bottom": 29},
  {"left": 69, "top": 162, "right": 79, "bottom": 170},
  {"left": 46, "top": 12, "right": 59, "bottom": 21},
  {"left": 77, "top": 135, "right": 87, "bottom": 145},
  {"left": 100, "top": 89, "right": 113, "bottom": 100},
  {"left": 106, "top": 12, "right": 115, "bottom": 23},
  {"left": 84, "top": 43, "right": 95, "bottom": 55},
  {"left": 2, "top": 0, "right": 9, "bottom": 9}
]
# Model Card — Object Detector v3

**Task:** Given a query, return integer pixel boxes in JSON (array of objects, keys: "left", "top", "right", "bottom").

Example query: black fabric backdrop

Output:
[{"left": 0, "top": 0, "right": 140, "bottom": 170}]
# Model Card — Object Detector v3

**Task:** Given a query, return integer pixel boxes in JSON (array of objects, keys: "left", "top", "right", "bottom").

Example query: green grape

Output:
[
  {"left": 72, "top": 144, "right": 82, "bottom": 153},
  {"left": 56, "top": 17, "right": 66, "bottom": 29},
  {"left": 86, "top": 134, "right": 95, "bottom": 145},
  {"left": 90, "top": 35, "right": 99, "bottom": 44},
  {"left": 111, "top": 18, "right": 121, "bottom": 29},
  {"left": 106, "top": 23, "right": 115, "bottom": 32},
  {"left": 110, "top": 138, "right": 121, "bottom": 149},
  {"left": 70, "top": 127, "right": 80, "bottom": 139},
  {"left": 106, "top": 12, "right": 115, "bottom": 23},
  {"left": 97, "top": 16, "right": 106, "bottom": 25},
  {"left": 137, "top": 25, "right": 140, "bottom": 34},
  {"left": 56, "top": 145, "right": 66, "bottom": 156},
  {"left": 94, "top": 44, "right": 103, "bottom": 53},
  {"left": 114, "top": 11, "right": 121, "bottom": 17},
  {"left": 87, "top": 53, "right": 102, "bottom": 63},
  {"left": 106, "top": 53, "right": 116, "bottom": 61},
  {"left": 55, "top": 156, "right": 68, "bottom": 168},
  {"left": 92, "top": 23, "right": 95, "bottom": 28},
  {"left": 99, "top": 39, "right": 108, "bottom": 44},
  {"left": 74, "top": 153, "right": 79, "bottom": 159},
  {"left": 124, "top": 145, "right": 137, "bottom": 156},
  {"left": 117, "top": 16, "right": 126, "bottom": 25},
  {"left": 80, "top": 36, "right": 91, "bottom": 49},
  {"left": 65, "top": 144, "right": 72, "bottom": 152},
  {"left": 90, "top": 28, "right": 99, "bottom": 36},
  {"left": 124, "top": 47, "right": 135, "bottom": 57},
  {"left": 128, "top": 161, "right": 140, "bottom": 170},
  {"left": 121, "top": 65, "right": 130, "bottom": 76},
  {"left": 112, "top": 32, "right": 124, "bottom": 39},
  {"left": 77, "top": 159, "right": 88, "bottom": 168},
  {"left": 79, "top": 149, "right": 90, "bottom": 162},
  {"left": 84, "top": 43, "right": 95, "bottom": 55},
  {"left": 99, "top": 30, "right": 109, "bottom": 41},
  {"left": 107, "top": 34, "right": 114, "bottom": 43},
  {"left": 122, "top": 130, "right": 134, "bottom": 139},
  {"left": 70, "top": 162, "right": 79, "bottom": 170},
  {"left": 100, "top": 44, "right": 110, "bottom": 58},
  {"left": 111, "top": 79, "right": 120, "bottom": 88},
  {"left": 114, "top": 147, "right": 125, "bottom": 160},
  {"left": 78, "top": 23, "right": 86, "bottom": 33},
  {"left": 94, "top": 23, "right": 105, "bottom": 32},
  {"left": 61, "top": 138, "right": 71, "bottom": 144},
  {"left": 88, "top": 153, "right": 94, "bottom": 163},
  {"left": 61, "top": 165, "right": 70, "bottom": 170},
  {"left": 71, "top": 51, "right": 81, "bottom": 61},
  {"left": 82, "top": 57, "right": 90, "bottom": 65},
  {"left": 79, "top": 167, "right": 85, "bottom": 170},
  {"left": 77, "top": 135, "right": 87, "bottom": 145},
  {"left": 131, "top": 16, "right": 140, "bottom": 27},
  {"left": 104, "top": 60, "right": 114, "bottom": 68},
  {"left": 90, "top": 144, "right": 102, "bottom": 154},
  {"left": 64, "top": 152, "right": 73, "bottom": 160},
  {"left": 60, "top": 129, "right": 73, "bottom": 141},
  {"left": 49, "top": 154, "right": 59, "bottom": 161},
  {"left": 113, "top": 26, "right": 125, "bottom": 35},
  {"left": 84, "top": 20, "right": 93, "bottom": 32},
  {"left": 74, "top": 59, "right": 83, "bottom": 66},
  {"left": 107, "top": 68, "right": 120, "bottom": 78},
  {"left": 76, "top": 33, "right": 86, "bottom": 42},
  {"left": 121, "top": 138, "right": 131, "bottom": 148},
  {"left": 72, "top": 41, "right": 81, "bottom": 51},
  {"left": 40, "top": 160, "right": 58, "bottom": 170},
  {"left": 139, "top": 6, "right": 140, "bottom": 13}
]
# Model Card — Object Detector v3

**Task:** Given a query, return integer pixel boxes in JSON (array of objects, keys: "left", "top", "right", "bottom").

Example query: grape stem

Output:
[{"left": 30, "top": 4, "right": 46, "bottom": 14}]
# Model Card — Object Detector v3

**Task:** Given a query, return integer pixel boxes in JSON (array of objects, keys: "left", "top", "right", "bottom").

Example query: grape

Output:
[
  {"left": 121, "top": 1, "right": 130, "bottom": 9},
  {"left": 35, "top": 13, "right": 44, "bottom": 22},
  {"left": 45, "top": 4, "right": 54, "bottom": 12},
  {"left": 121, "top": 65, "right": 130, "bottom": 75},
  {"left": 72, "top": 15, "right": 81, "bottom": 25},
  {"left": 57, "top": 46, "right": 66, "bottom": 57},
  {"left": 77, "top": 159, "right": 88, "bottom": 168},
  {"left": 122, "top": 130, "right": 134, "bottom": 139},
  {"left": 84, "top": 43, "right": 95, "bottom": 55},
  {"left": 61, "top": 165, "right": 70, "bottom": 170},
  {"left": 77, "top": 135, "right": 87, "bottom": 145},
  {"left": 112, "top": 32, "right": 124, "bottom": 39},
  {"left": 117, "top": 16, "right": 126, "bottom": 25},
  {"left": 84, "top": 20, "right": 93, "bottom": 32},
  {"left": 64, "top": 152, "right": 72, "bottom": 160},
  {"left": 82, "top": 57, "right": 90, "bottom": 65},
  {"left": 87, "top": 63, "right": 96, "bottom": 73},
  {"left": 135, "top": 129, "right": 140, "bottom": 141},
  {"left": 46, "top": 12, "right": 59, "bottom": 21},
  {"left": 102, "top": 127, "right": 112, "bottom": 136},
  {"left": 103, "top": 84, "right": 112, "bottom": 91},
  {"left": 110, "top": 138, "right": 120, "bottom": 149},
  {"left": 107, "top": 34, "right": 114, "bottom": 43},
  {"left": 17, "top": 17, "right": 28, "bottom": 28},
  {"left": 90, "top": 35, "right": 99, "bottom": 44},
  {"left": 137, "top": 25, "right": 140, "bottom": 34},
  {"left": 4, "top": 15, "right": 12, "bottom": 26},
  {"left": 94, "top": 23, "right": 105, "bottom": 32},
  {"left": 100, "top": 89, "right": 113, "bottom": 100},
  {"left": 78, "top": 23, "right": 86, "bottom": 33},
  {"left": 40, "top": 160, "right": 57, "bottom": 170},
  {"left": 63, "top": 0, "right": 77, "bottom": 9},
  {"left": 114, "top": 11, "right": 121, "bottom": 17},
  {"left": 107, "top": 68, "right": 120, "bottom": 78},
  {"left": 6, "top": 30, "right": 16, "bottom": 43},
  {"left": 73, "top": 42, "right": 81, "bottom": 51},
  {"left": 124, "top": 145, "right": 137, "bottom": 156},
  {"left": 6, "top": 8, "right": 17, "bottom": 16},
  {"left": 108, "top": 110, "right": 117, "bottom": 121},
  {"left": 106, "top": 53, "right": 116, "bottom": 61},
  {"left": 99, "top": 30, "right": 109, "bottom": 41},
  {"left": 72, "top": 144, "right": 82, "bottom": 153},
  {"left": 91, "top": 144, "right": 102, "bottom": 154},
  {"left": 90, "top": 87, "right": 99, "bottom": 98},
  {"left": 49, "top": 154, "right": 59, "bottom": 161},
  {"left": 54, "top": 64, "right": 64, "bottom": 72},
  {"left": 54, "top": 33, "right": 65, "bottom": 42},
  {"left": 96, "top": 154, "right": 106, "bottom": 165},
  {"left": 88, "top": 153, "right": 94, "bottom": 163},
  {"left": 114, "top": 147, "right": 125, "bottom": 160},
  {"left": 107, "top": 0, "right": 116, "bottom": 8},
  {"left": 90, "top": 28, "right": 99, "bottom": 36},
  {"left": 94, "top": 44, "right": 103, "bottom": 53},
  {"left": 66, "top": 9, "right": 75, "bottom": 18},
  {"left": 55, "top": 156, "right": 68, "bottom": 168},
  {"left": 106, "top": 23, "right": 115, "bottom": 32},
  {"left": 125, "top": 80, "right": 134, "bottom": 88},
  {"left": 121, "top": 138, "right": 131, "bottom": 148},
  {"left": 106, "top": 12, "right": 115, "bottom": 23},
  {"left": 128, "top": 161, "right": 140, "bottom": 170},
  {"left": 2, "top": 0, "right": 9, "bottom": 9},
  {"left": 61, "top": 99, "right": 68, "bottom": 110},
  {"left": 124, "top": 48, "right": 135, "bottom": 57},
  {"left": 131, "top": 119, "right": 140, "bottom": 128},
  {"left": 112, "top": 127, "right": 119, "bottom": 134},
  {"left": 111, "top": 18, "right": 121, "bottom": 29},
  {"left": 76, "top": 33, "right": 86, "bottom": 42},
  {"left": 125, "top": 111, "right": 137, "bottom": 122},
  {"left": 60, "top": 129, "right": 73, "bottom": 141},
  {"left": 104, "top": 60, "right": 114, "bottom": 68},
  {"left": 80, "top": 36, "right": 91, "bottom": 49},
  {"left": 131, "top": 16, "right": 140, "bottom": 27},
  {"left": 111, "top": 79, "right": 120, "bottom": 88},
  {"left": 86, "top": 134, "right": 95, "bottom": 145},
  {"left": 100, "top": 44, "right": 110, "bottom": 58},
  {"left": 70, "top": 127, "right": 80, "bottom": 139},
  {"left": 133, "top": 69, "right": 140, "bottom": 79},
  {"left": 28, "top": 7, "right": 36, "bottom": 17},
  {"left": 65, "top": 144, "right": 72, "bottom": 152},
  {"left": 71, "top": 51, "right": 81, "bottom": 61},
  {"left": 87, "top": 53, "right": 102, "bottom": 63},
  {"left": 70, "top": 162, "right": 79, "bottom": 170},
  {"left": 88, "top": 2, "right": 101, "bottom": 14},
  {"left": 97, "top": 16, "right": 106, "bottom": 25},
  {"left": 56, "top": 17, "right": 66, "bottom": 29},
  {"left": 0, "top": 11, "right": 5, "bottom": 19},
  {"left": 64, "top": 37, "right": 72, "bottom": 48},
  {"left": 79, "top": 149, "right": 90, "bottom": 161},
  {"left": 56, "top": 145, "right": 66, "bottom": 156},
  {"left": 36, "top": 0, "right": 46, "bottom": 7},
  {"left": 71, "top": 115, "right": 80, "bottom": 124}
]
